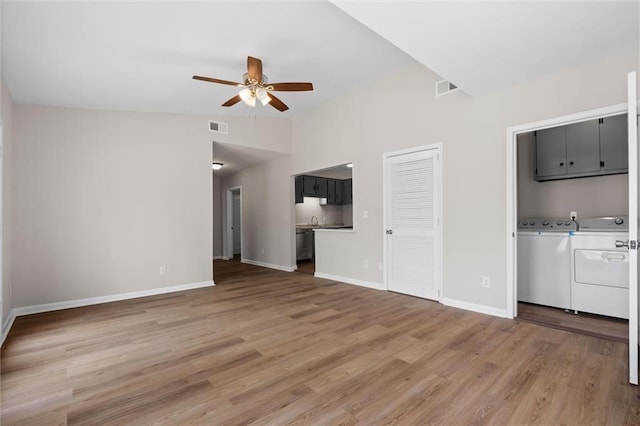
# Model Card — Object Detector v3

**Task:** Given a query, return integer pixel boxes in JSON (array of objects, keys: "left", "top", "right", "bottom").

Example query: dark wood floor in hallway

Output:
[{"left": 2, "top": 259, "right": 639, "bottom": 424}]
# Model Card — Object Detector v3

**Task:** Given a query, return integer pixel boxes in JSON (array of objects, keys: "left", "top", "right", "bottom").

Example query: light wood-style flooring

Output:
[{"left": 2, "top": 259, "right": 639, "bottom": 424}]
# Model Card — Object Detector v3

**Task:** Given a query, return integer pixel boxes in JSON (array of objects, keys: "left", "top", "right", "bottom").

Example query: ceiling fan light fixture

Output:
[
  {"left": 212, "top": 162, "right": 223, "bottom": 170},
  {"left": 256, "top": 87, "right": 271, "bottom": 105},
  {"left": 239, "top": 87, "right": 252, "bottom": 102}
]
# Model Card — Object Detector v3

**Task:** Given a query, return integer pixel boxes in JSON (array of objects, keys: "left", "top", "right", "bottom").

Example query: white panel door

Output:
[
  {"left": 232, "top": 194, "right": 241, "bottom": 256},
  {"left": 385, "top": 147, "right": 441, "bottom": 300},
  {"left": 627, "top": 71, "right": 639, "bottom": 385}
]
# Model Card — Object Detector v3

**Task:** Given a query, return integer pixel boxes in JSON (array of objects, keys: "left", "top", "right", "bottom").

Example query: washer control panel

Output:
[
  {"left": 579, "top": 216, "right": 629, "bottom": 231},
  {"left": 518, "top": 218, "right": 578, "bottom": 232}
]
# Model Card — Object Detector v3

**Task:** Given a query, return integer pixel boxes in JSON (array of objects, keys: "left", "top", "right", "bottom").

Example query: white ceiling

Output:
[
  {"left": 1, "top": 1, "right": 414, "bottom": 118},
  {"left": 332, "top": 1, "right": 640, "bottom": 96},
  {"left": 212, "top": 142, "right": 286, "bottom": 177},
  {"left": 3, "top": 1, "right": 639, "bottom": 171}
]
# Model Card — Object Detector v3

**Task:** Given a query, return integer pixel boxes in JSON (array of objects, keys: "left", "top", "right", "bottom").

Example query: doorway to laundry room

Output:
[{"left": 512, "top": 109, "right": 631, "bottom": 344}]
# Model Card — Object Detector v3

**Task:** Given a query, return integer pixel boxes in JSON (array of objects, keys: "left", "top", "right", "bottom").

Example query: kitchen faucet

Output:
[{"left": 310, "top": 216, "right": 319, "bottom": 226}]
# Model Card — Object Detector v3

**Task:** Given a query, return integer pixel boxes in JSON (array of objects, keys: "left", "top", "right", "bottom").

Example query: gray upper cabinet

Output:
[
  {"left": 565, "top": 120, "right": 600, "bottom": 174},
  {"left": 536, "top": 126, "right": 567, "bottom": 178},
  {"left": 600, "top": 114, "right": 628, "bottom": 173},
  {"left": 535, "top": 115, "right": 627, "bottom": 181}
]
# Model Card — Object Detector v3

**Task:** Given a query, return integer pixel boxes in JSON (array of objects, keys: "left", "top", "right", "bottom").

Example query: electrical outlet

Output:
[
  {"left": 482, "top": 276, "right": 490, "bottom": 288},
  {"left": 363, "top": 259, "right": 369, "bottom": 269},
  {"left": 570, "top": 211, "right": 577, "bottom": 221},
  {"left": 160, "top": 266, "right": 166, "bottom": 276}
]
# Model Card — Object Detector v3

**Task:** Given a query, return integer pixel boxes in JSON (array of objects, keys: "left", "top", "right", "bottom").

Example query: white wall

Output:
[
  {"left": 1, "top": 81, "right": 14, "bottom": 325},
  {"left": 12, "top": 105, "right": 213, "bottom": 307},
  {"left": 517, "top": 132, "right": 628, "bottom": 219},
  {"left": 292, "top": 48, "right": 639, "bottom": 312},
  {"left": 219, "top": 155, "right": 294, "bottom": 271}
]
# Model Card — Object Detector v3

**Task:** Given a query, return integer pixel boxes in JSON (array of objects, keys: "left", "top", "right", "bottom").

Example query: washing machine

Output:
[
  {"left": 571, "top": 216, "right": 629, "bottom": 319},
  {"left": 517, "top": 218, "right": 577, "bottom": 309}
]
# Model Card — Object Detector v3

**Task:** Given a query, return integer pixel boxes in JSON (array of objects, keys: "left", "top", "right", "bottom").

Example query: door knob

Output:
[
  {"left": 386, "top": 229, "right": 393, "bottom": 235},
  {"left": 616, "top": 240, "right": 629, "bottom": 248}
]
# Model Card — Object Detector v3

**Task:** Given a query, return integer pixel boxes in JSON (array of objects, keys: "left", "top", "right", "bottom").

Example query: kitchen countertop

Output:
[{"left": 296, "top": 224, "right": 353, "bottom": 230}]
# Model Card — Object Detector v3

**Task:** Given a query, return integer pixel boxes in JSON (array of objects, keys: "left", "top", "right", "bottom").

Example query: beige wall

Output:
[
  {"left": 219, "top": 155, "right": 294, "bottom": 271},
  {"left": 12, "top": 105, "right": 214, "bottom": 307},
  {"left": 2, "top": 81, "right": 14, "bottom": 325},
  {"left": 292, "top": 48, "right": 639, "bottom": 311},
  {"left": 517, "top": 132, "right": 628, "bottom": 220}
]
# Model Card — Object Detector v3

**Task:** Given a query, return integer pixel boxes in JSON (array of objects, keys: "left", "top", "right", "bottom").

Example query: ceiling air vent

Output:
[
  {"left": 209, "top": 120, "right": 228, "bottom": 135},
  {"left": 435, "top": 80, "right": 459, "bottom": 97}
]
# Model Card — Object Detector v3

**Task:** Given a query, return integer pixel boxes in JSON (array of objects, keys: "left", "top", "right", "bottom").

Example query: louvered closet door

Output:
[{"left": 385, "top": 147, "right": 441, "bottom": 300}]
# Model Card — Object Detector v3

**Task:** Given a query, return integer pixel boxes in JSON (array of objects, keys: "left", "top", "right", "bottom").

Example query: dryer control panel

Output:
[{"left": 579, "top": 216, "right": 628, "bottom": 231}]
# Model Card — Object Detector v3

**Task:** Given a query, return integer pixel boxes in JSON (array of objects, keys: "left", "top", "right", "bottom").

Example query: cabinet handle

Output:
[
  {"left": 559, "top": 162, "right": 564, "bottom": 166},
  {"left": 569, "top": 161, "right": 574, "bottom": 166}
]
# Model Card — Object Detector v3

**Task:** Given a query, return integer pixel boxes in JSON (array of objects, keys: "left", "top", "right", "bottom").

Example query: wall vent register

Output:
[{"left": 209, "top": 120, "right": 229, "bottom": 135}]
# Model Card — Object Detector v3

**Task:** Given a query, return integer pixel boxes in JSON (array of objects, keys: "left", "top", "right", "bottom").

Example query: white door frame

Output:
[
  {"left": 225, "top": 186, "right": 242, "bottom": 260},
  {"left": 627, "top": 71, "right": 638, "bottom": 385},
  {"left": 505, "top": 102, "right": 628, "bottom": 319},
  {"left": 0, "top": 126, "right": 3, "bottom": 324},
  {"left": 383, "top": 142, "right": 443, "bottom": 300}
]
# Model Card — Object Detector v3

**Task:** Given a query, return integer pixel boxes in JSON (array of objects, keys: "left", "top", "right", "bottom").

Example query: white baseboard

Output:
[
  {"left": 241, "top": 258, "right": 296, "bottom": 273},
  {"left": 440, "top": 297, "right": 508, "bottom": 318},
  {"left": 213, "top": 256, "right": 223, "bottom": 260},
  {"left": 313, "top": 272, "right": 384, "bottom": 291},
  {"left": 1, "top": 310, "right": 17, "bottom": 347},
  {"left": 0, "top": 280, "right": 214, "bottom": 347},
  {"left": 222, "top": 256, "right": 231, "bottom": 261}
]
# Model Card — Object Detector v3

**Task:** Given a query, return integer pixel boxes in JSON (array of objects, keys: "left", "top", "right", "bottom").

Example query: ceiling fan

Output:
[{"left": 193, "top": 56, "right": 313, "bottom": 112}]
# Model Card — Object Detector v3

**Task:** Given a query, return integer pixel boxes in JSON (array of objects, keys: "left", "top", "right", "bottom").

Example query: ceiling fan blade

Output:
[
  {"left": 193, "top": 75, "right": 243, "bottom": 87},
  {"left": 247, "top": 56, "right": 263, "bottom": 82},
  {"left": 267, "top": 93, "right": 289, "bottom": 112},
  {"left": 222, "top": 95, "right": 242, "bottom": 107},
  {"left": 269, "top": 82, "right": 314, "bottom": 92}
]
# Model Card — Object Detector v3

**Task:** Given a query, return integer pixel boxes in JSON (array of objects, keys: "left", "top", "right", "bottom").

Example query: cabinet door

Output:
[
  {"left": 536, "top": 126, "right": 567, "bottom": 179},
  {"left": 566, "top": 119, "right": 601, "bottom": 174},
  {"left": 294, "top": 176, "right": 304, "bottom": 204},
  {"left": 315, "top": 177, "right": 329, "bottom": 197},
  {"left": 600, "top": 114, "right": 628, "bottom": 172},
  {"left": 326, "top": 179, "right": 336, "bottom": 204},
  {"left": 343, "top": 179, "right": 352, "bottom": 204},
  {"left": 302, "top": 175, "right": 316, "bottom": 195},
  {"left": 335, "top": 179, "right": 344, "bottom": 204}
]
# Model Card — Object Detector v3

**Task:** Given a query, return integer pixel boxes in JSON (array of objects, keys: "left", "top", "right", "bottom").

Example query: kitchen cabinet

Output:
[
  {"left": 294, "top": 176, "right": 304, "bottom": 204},
  {"left": 327, "top": 179, "right": 345, "bottom": 205},
  {"left": 295, "top": 175, "right": 352, "bottom": 204},
  {"left": 600, "top": 114, "right": 628, "bottom": 173},
  {"left": 302, "top": 175, "right": 328, "bottom": 197},
  {"left": 535, "top": 115, "right": 627, "bottom": 181},
  {"left": 343, "top": 179, "right": 352, "bottom": 204}
]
